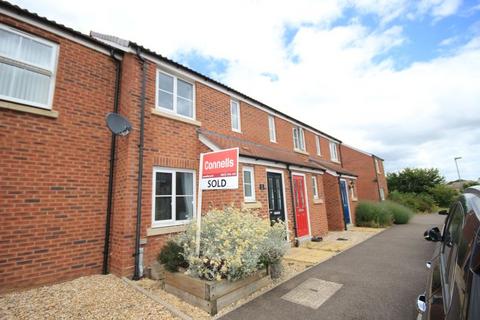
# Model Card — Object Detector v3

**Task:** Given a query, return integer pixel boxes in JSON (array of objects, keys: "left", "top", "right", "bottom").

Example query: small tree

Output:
[
  {"left": 429, "top": 184, "right": 458, "bottom": 208},
  {"left": 387, "top": 168, "right": 444, "bottom": 194}
]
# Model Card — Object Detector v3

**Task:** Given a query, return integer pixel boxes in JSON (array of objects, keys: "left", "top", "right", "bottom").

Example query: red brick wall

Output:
[
  {"left": 323, "top": 174, "right": 357, "bottom": 230},
  {"left": 340, "top": 145, "right": 389, "bottom": 202},
  {"left": 0, "top": 16, "right": 116, "bottom": 291}
]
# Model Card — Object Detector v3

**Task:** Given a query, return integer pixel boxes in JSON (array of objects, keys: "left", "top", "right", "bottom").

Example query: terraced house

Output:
[{"left": 0, "top": 1, "right": 387, "bottom": 291}]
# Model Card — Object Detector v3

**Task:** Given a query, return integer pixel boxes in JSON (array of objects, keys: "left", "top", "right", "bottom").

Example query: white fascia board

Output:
[
  {"left": 340, "top": 174, "right": 357, "bottom": 180},
  {"left": 289, "top": 166, "right": 324, "bottom": 175},
  {"left": 239, "top": 157, "right": 287, "bottom": 169}
]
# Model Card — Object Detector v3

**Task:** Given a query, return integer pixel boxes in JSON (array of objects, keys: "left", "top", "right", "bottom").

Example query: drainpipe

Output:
[
  {"left": 133, "top": 48, "right": 147, "bottom": 280},
  {"left": 338, "top": 175, "right": 348, "bottom": 231},
  {"left": 286, "top": 165, "right": 299, "bottom": 247},
  {"left": 372, "top": 156, "right": 382, "bottom": 201},
  {"left": 102, "top": 49, "right": 122, "bottom": 275}
]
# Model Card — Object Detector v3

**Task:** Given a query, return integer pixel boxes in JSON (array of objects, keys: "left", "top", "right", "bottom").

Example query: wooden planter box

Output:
[{"left": 164, "top": 269, "right": 270, "bottom": 315}]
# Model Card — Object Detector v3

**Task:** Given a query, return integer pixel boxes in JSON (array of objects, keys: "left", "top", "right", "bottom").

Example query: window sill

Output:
[
  {"left": 313, "top": 198, "right": 324, "bottom": 204},
  {"left": 147, "top": 224, "right": 189, "bottom": 236},
  {"left": 232, "top": 128, "right": 242, "bottom": 134},
  {"left": 242, "top": 201, "right": 262, "bottom": 209},
  {"left": 151, "top": 108, "right": 201, "bottom": 126},
  {"left": 0, "top": 100, "right": 58, "bottom": 118},
  {"left": 352, "top": 198, "right": 358, "bottom": 202},
  {"left": 330, "top": 159, "right": 341, "bottom": 164},
  {"left": 294, "top": 149, "right": 309, "bottom": 156}
]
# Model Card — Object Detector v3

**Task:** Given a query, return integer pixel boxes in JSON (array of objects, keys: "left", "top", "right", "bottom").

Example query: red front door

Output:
[{"left": 292, "top": 175, "right": 309, "bottom": 237}]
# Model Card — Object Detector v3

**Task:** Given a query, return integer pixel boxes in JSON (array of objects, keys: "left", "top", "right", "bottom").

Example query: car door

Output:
[{"left": 440, "top": 203, "right": 465, "bottom": 319}]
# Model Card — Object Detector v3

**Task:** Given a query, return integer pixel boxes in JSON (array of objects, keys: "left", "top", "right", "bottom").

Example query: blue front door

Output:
[{"left": 339, "top": 180, "right": 351, "bottom": 225}]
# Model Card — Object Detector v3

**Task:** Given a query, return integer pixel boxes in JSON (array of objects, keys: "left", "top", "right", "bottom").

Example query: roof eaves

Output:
[
  {"left": 128, "top": 41, "right": 341, "bottom": 143},
  {"left": 1, "top": 1, "right": 113, "bottom": 52}
]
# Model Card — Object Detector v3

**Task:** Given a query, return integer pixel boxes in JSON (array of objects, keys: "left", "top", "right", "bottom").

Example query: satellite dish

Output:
[{"left": 106, "top": 112, "right": 132, "bottom": 136}]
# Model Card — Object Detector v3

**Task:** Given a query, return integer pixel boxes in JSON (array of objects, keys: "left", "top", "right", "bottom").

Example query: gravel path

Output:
[
  {"left": 0, "top": 274, "right": 178, "bottom": 320},
  {"left": 138, "top": 260, "right": 311, "bottom": 319}
]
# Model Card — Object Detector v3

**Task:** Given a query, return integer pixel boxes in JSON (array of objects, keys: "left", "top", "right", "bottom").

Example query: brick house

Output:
[
  {"left": 0, "top": 2, "right": 381, "bottom": 292},
  {"left": 341, "top": 144, "right": 389, "bottom": 202}
]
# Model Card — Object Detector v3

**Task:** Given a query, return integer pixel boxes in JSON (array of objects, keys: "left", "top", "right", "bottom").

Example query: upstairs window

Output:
[
  {"left": 315, "top": 136, "right": 321, "bottom": 156},
  {"left": 230, "top": 100, "right": 241, "bottom": 132},
  {"left": 268, "top": 115, "right": 276, "bottom": 142},
  {"left": 156, "top": 70, "right": 194, "bottom": 118},
  {"left": 293, "top": 127, "right": 306, "bottom": 152},
  {"left": 152, "top": 168, "right": 195, "bottom": 226},
  {"left": 329, "top": 141, "right": 339, "bottom": 162},
  {"left": 0, "top": 25, "right": 58, "bottom": 109}
]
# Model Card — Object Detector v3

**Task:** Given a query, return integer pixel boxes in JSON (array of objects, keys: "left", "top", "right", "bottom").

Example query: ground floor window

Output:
[
  {"left": 350, "top": 181, "right": 357, "bottom": 200},
  {"left": 311, "top": 176, "right": 319, "bottom": 199},
  {"left": 243, "top": 166, "right": 256, "bottom": 202},
  {"left": 152, "top": 168, "right": 195, "bottom": 226},
  {"left": 379, "top": 187, "right": 385, "bottom": 201}
]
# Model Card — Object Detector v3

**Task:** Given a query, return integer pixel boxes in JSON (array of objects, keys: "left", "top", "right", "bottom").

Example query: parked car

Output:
[{"left": 417, "top": 186, "right": 480, "bottom": 319}]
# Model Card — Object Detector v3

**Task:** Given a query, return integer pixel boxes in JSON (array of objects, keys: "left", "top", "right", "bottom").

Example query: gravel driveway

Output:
[{"left": 0, "top": 274, "right": 177, "bottom": 320}]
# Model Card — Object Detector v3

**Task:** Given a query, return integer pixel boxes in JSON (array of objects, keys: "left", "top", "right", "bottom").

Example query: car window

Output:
[{"left": 442, "top": 203, "right": 464, "bottom": 307}]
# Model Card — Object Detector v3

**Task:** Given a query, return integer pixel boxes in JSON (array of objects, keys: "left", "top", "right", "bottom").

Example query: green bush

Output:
[
  {"left": 381, "top": 201, "right": 413, "bottom": 224},
  {"left": 388, "top": 190, "right": 436, "bottom": 213},
  {"left": 176, "top": 207, "right": 288, "bottom": 281},
  {"left": 429, "top": 184, "right": 458, "bottom": 207},
  {"left": 158, "top": 240, "right": 188, "bottom": 272},
  {"left": 355, "top": 201, "right": 393, "bottom": 228}
]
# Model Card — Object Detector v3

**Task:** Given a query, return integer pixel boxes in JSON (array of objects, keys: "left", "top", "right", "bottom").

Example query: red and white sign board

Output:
[{"left": 200, "top": 148, "right": 239, "bottom": 190}]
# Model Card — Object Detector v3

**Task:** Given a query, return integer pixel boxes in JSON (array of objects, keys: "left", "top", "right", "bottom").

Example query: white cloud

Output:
[{"left": 11, "top": 0, "right": 480, "bottom": 181}]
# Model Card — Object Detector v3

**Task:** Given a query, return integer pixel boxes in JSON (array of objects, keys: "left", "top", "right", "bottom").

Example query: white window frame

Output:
[
  {"left": 311, "top": 176, "right": 319, "bottom": 199},
  {"left": 230, "top": 99, "right": 241, "bottom": 132},
  {"left": 0, "top": 24, "right": 59, "bottom": 109},
  {"left": 350, "top": 181, "right": 358, "bottom": 200},
  {"left": 379, "top": 187, "right": 385, "bottom": 201},
  {"left": 151, "top": 167, "right": 196, "bottom": 227},
  {"left": 155, "top": 69, "right": 196, "bottom": 119},
  {"left": 315, "top": 136, "right": 321, "bottom": 156},
  {"left": 293, "top": 126, "right": 306, "bottom": 152},
  {"left": 268, "top": 115, "right": 276, "bottom": 143},
  {"left": 329, "top": 141, "right": 339, "bottom": 162},
  {"left": 375, "top": 158, "right": 381, "bottom": 174},
  {"left": 242, "top": 166, "right": 256, "bottom": 203}
]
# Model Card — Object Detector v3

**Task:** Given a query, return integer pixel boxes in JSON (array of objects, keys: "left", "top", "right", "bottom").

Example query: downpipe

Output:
[{"left": 133, "top": 49, "right": 147, "bottom": 281}]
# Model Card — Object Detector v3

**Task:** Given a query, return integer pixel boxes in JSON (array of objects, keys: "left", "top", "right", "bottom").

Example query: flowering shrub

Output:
[
  {"left": 260, "top": 221, "right": 289, "bottom": 264},
  {"left": 176, "top": 207, "right": 288, "bottom": 281}
]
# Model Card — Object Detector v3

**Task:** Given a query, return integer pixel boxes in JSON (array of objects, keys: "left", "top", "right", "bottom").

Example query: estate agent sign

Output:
[
  {"left": 196, "top": 148, "right": 239, "bottom": 255},
  {"left": 200, "top": 148, "right": 239, "bottom": 190}
]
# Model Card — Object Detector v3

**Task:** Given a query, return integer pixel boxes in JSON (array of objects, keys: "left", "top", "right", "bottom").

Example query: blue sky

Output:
[{"left": 11, "top": 0, "right": 480, "bottom": 181}]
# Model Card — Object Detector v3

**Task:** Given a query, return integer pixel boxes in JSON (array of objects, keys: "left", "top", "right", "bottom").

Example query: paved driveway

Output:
[{"left": 221, "top": 214, "right": 445, "bottom": 320}]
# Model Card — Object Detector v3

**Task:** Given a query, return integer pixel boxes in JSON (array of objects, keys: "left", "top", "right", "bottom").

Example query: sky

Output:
[{"left": 11, "top": 0, "right": 480, "bottom": 181}]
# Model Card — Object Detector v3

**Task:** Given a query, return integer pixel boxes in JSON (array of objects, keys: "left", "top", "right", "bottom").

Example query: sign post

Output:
[{"left": 195, "top": 148, "right": 239, "bottom": 256}]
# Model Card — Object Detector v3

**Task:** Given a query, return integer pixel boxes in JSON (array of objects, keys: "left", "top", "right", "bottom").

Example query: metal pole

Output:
[
  {"left": 454, "top": 157, "right": 462, "bottom": 180},
  {"left": 195, "top": 153, "right": 204, "bottom": 256}
]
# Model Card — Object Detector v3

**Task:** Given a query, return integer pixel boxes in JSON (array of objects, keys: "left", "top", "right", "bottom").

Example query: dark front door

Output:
[
  {"left": 340, "top": 179, "right": 351, "bottom": 225},
  {"left": 267, "top": 172, "right": 285, "bottom": 223}
]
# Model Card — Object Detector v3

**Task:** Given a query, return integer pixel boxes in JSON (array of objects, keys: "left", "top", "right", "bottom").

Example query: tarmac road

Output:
[{"left": 220, "top": 214, "right": 445, "bottom": 320}]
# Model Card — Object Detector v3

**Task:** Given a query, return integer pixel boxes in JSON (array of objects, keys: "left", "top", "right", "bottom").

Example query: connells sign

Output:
[{"left": 200, "top": 148, "right": 239, "bottom": 190}]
